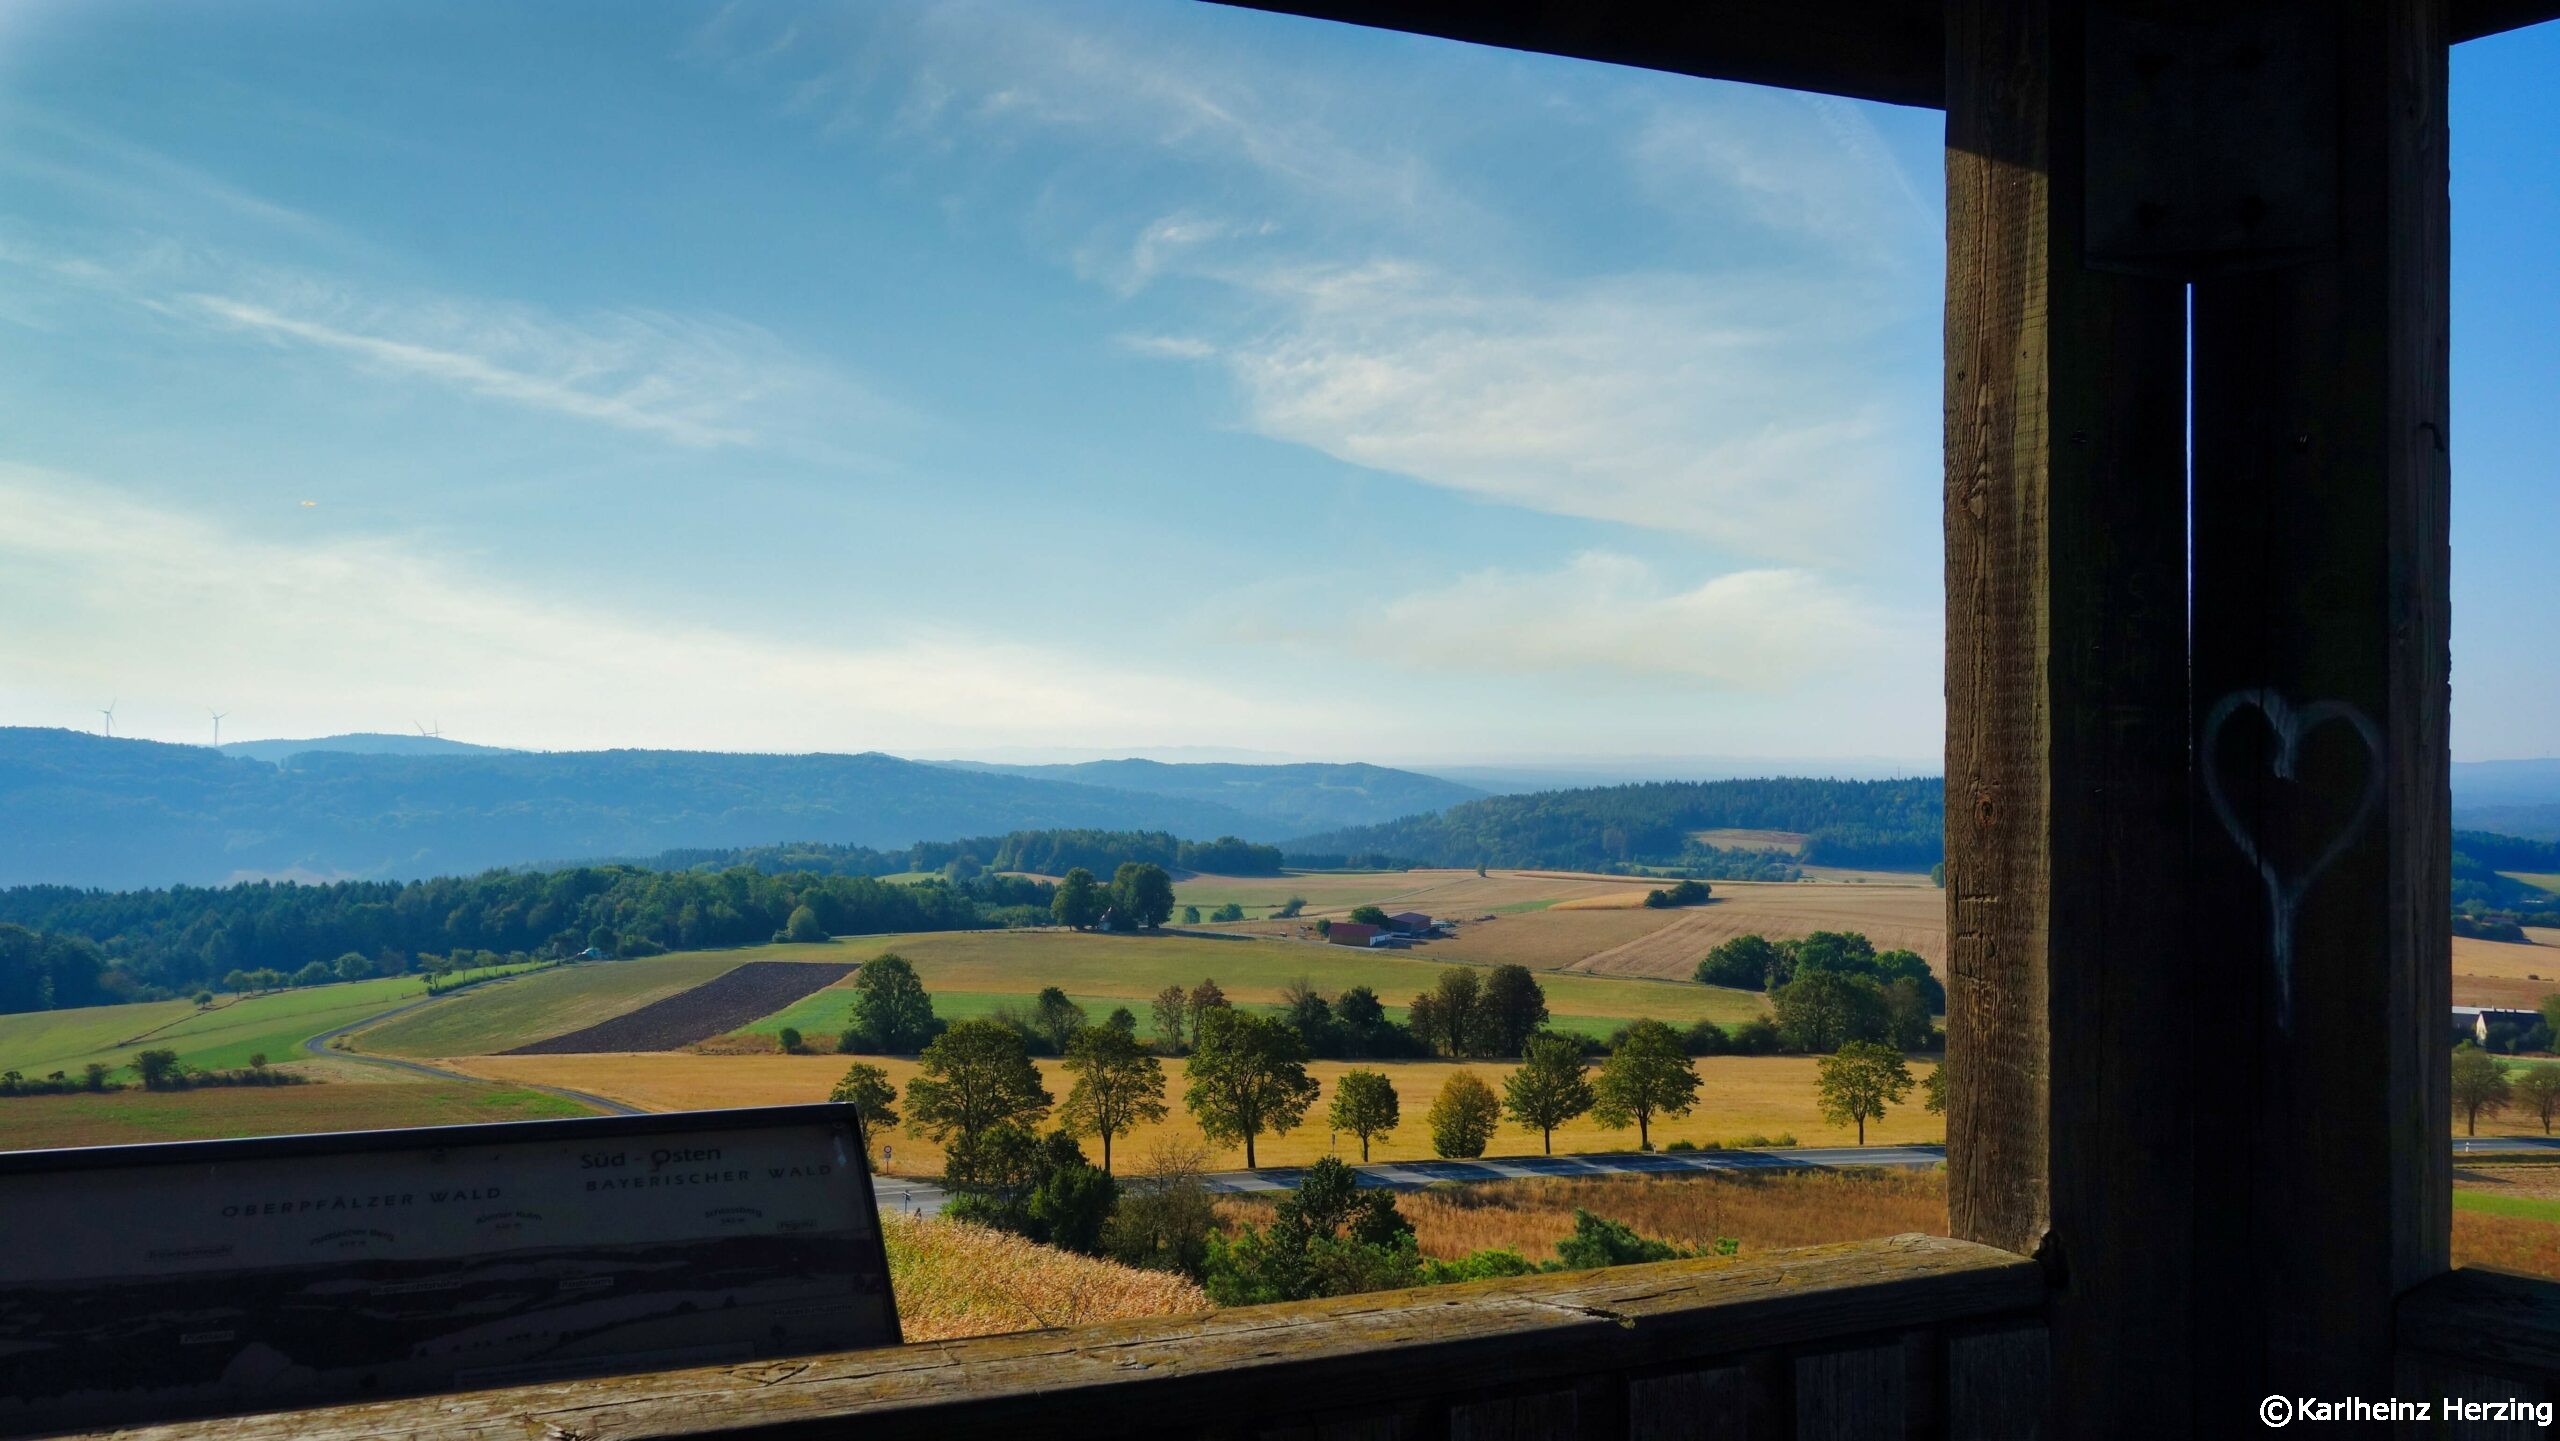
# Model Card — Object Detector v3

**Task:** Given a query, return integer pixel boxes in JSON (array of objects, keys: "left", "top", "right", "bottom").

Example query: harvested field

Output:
[
  {"left": 883, "top": 1214, "right": 1206, "bottom": 1339},
  {"left": 446, "top": 1053, "right": 1943, "bottom": 1172},
  {"left": 1557, "top": 882, "right": 1949, "bottom": 981},
  {"left": 1220, "top": 1168, "right": 1949, "bottom": 1262},
  {"left": 505, "top": 961, "right": 854, "bottom": 1055},
  {"left": 1171, "top": 869, "right": 1656, "bottom": 920},
  {"left": 1690, "top": 829, "right": 1808, "bottom": 852},
  {"left": 1423, "top": 908, "right": 1694, "bottom": 970}
]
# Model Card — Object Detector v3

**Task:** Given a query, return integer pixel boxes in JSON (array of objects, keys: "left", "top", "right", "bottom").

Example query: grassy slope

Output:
[
  {"left": 0, "top": 1081, "right": 593, "bottom": 1152},
  {"left": 0, "top": 977, "right": 429, "bottom": 1080},
  {"left": 754, "top": 929, "right": 1761, "bottom": 1034},
  {"left": 354, "top": 955, "right": 761, "bottom": 1058},
  {"left": 883, "top": 1214, "right": 1206, "bottom": 1341}
]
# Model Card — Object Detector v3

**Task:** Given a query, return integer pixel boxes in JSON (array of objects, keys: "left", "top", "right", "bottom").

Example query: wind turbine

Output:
[
  {"left": 414, "top": 720, "right": 443, "bottom": 739},
  {"left": 210, "top": 709, "right": 229, "bottom": 748},
  {"left": 100, "top": 700, "right": 117, "bottom": 738}
]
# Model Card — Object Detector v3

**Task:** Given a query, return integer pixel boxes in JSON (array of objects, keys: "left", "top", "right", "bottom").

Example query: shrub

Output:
[
  {"left": 1103, "top": 1143, "right": 1221, "bottom": 1279},
  {"left": 1728, "top": 1016, "right": 1785, "bottom": 1055},
  {"left": 1202, "top": 1157, "right": 1417, "bottom": 1304},
  {"left": 1553, "top": 1209, "right": 1690, "bottom": 1270},
  {"left": 1212, "top": 902, "right": 1247, "bottom": 923},
  {"left": 777, "top": 1026, "right": 805, "bottom": 1054}
]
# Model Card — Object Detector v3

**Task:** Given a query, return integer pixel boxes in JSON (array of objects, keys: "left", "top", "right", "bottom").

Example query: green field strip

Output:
[
  {"left": 2455, "top": 1189, "right": 2560, "bottom": 1223},
  {"left": 0, "top": 976, "right": 429, "bottom": 1080},
  {"left": 354, "top": 955, "right": 756, "bottom": 1058}
]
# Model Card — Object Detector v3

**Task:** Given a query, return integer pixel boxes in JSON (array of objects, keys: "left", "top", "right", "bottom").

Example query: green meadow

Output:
[{"left": 0, "top": 976, "right": 429, "bottom": 1081}]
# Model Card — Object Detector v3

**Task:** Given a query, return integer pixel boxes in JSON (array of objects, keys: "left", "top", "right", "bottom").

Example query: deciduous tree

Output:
[
  {"left": 1592, "top": 1019, "right": 1699, "bottom": 1150},
  {"left": 1151, "top": 984, "right": 1191, "bottom": 1055},
  {"left": 904, "top": 1019, "right": 1051, "bottom": 1150},
  {"left": 1815, "top": 1040, "right": 1914, "bottom": 1145},
  {"left": 1061, "top": 1023, "right": 1169, "bottom": 1173},
  {"left": 1051, "top": 868, "right": 1104, "bottom": 930},
  {"left": 1033, "top": 986, "right": 1088, "bottom": 1054},
  {"left": 2514, "top": 1065, "right": 2560, "bottom": 1135},
  {"left": 1185, "top": 1007, "right": 1318, "bottom": 1169},
  {"left": 1187, "top": 978, "right": 1229, "bottom": 1048},
  {"left": 1427, "top": 1070, "right": 1501, "bottom": 1158},
  {"left": 1480, "top": 965, "right": 1549, "bottom": 1056},
  {"left": 1327, "top": 1069, "right": 1401, "bottom": 1162},
  {"left": 828, "top": 1061, "right": 899, "bottom": 1143},
  {"left": 1503, "top": 1033, "right": 1595, "bottom": 1154},
  {"left": 2453, "top": 1042, "right": 2514, "bottom": 1137},
  {"left": 842, "top": 952, "right": 939, "bottom": 1054}
]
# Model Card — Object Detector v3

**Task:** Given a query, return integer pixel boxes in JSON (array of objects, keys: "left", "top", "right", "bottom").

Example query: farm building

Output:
[
  {"left": 2454, "top": 1004, "right": 2544, "bottom": 1042},
  {"left": 1323, "top": 920, "right": 1378, "bottom": 947},
  {"left": 1384, "top": 911, "right": 1435, "bottom": 935}
]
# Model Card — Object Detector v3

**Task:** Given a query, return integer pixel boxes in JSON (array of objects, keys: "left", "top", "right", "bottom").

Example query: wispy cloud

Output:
[
  {"left": 1, "top": 233, "right": 894, "bottom": 453},
  {"left": 0, "top": 466, "right": 1321, "bottom": 753},
  {"left": 1278, "top": 551, "right": 1917, "bottom": 689},
  {"left": 699, "top": 2, "right": 1936, "bottom": 563}
]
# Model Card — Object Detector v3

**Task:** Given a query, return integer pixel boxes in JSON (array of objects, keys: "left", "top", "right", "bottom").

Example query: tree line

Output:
[
  {"left": 0, "top": 865, "right": 1032, "bottom": 1014},
  {"left": 829, "top": 1001, "right": 1942, "bottom": 1297},
  {"left": 1691, "top": 930, "right": 1944, "bottom": 1054},
  {"left": 1281, "top": 777, "right": 1945, "bottom": 873}
]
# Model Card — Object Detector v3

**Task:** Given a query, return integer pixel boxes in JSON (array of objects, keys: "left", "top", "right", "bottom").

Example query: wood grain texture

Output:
[
  {"left": 1944, "top": 3, "right": 2193, "bottom": 1438},
  {"left": 1792, "top": 1345, "right": 1905, "bottom": 1441},
  {"left": 2186, "top": 0, "right": 2451, "bottom": 1410},
  {"left": 1946, "top": 1326, "right": 2050, "bottom": 1441},
  {"left": 2400, "top": 1268, "right": 2560, "bottom": 1380},
  {"left": 1209, "top": 0, "right": 1946, "bottom": 107},
  {"left": 1450, "top": 1389, "right": 1577, "bottom": 1441},
  {"left": 1629, "top": 1366, "right": 1753, "bottom": 1441},
  {"left": 75, "top": 1236, "right": 2040, "bottom": 1441}
]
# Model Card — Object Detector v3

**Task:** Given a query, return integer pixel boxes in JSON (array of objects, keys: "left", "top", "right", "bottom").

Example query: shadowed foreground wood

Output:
[{"left": 83, "top": 1236, "right": 2042, "bottom": 1441}]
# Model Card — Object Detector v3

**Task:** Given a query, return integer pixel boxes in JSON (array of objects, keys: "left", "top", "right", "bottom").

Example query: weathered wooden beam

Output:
[
  {"left": 2185, "top": 0, "right": 2452, "bottom": 1411},
  {"left": 2452, "top": 0, "right": 2560, "bottom": 40},
  {"left": 1207, "top": 0, "right": 1947, "bottom": 108},
  {"left": 1942, "top": 2, "right": 2192, "bottom": 1438},
  {"left": 2401, "top": 1267, "right": 2560, "bottom": 1381},
  {"left": 75, "top": 1236, "right": 2042, "bottom": 1441}
]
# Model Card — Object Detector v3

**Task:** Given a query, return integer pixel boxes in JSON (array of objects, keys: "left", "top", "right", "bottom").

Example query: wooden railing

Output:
[
  {"left": 2398, "top": 1267, "right": 2560, "bottom": 1419},
  {"left": 85, "top": 1235, "right": 2046, "bottom": 1441}
]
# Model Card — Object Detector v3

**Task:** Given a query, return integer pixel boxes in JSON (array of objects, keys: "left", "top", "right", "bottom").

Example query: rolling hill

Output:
[
  {"left": 0, "top": 730, "right": 1469, "bottom": 888},
  {"left": 934, "top": 757, "right": 1483, "bottom": 834}
]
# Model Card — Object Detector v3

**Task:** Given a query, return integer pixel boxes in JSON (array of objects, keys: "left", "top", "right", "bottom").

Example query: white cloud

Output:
[
  {"left": 1179, "top": 261, "right": 1904, "bottom": 557},
  {"left": 0, "top": 466, "right": 1320, "bottom": 754},
  {"left": 1, "top": 233, "right": 896, "bottom": 454},
  {"left": 1333, "top": 552, "right": 1915, "bottom": 688}
]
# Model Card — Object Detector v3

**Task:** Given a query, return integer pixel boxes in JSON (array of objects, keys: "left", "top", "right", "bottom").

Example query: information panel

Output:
[{"left": 0, "top": 1104, "right": 898, "bottom": 1437}]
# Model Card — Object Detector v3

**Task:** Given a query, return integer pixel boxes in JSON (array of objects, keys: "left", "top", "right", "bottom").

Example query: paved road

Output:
[
  {"left": 868, "top": 1143, "right": 1948, "bottom": 1217},
  {"left": 2455, "top": 1135, "right": 2560, "bottom": 1154},
  {"left": 302, "top": 1003, "right": 645, "bottom": 1117}
]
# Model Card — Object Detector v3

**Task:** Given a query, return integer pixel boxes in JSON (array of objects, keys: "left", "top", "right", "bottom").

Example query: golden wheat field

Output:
[
  {"left": 1222, "top": 1168, "right": 1950, "bottom": 1262},
  {"left": 1171, "top": 868, "right": 1662, "bottom": 920},
  {"left": 443, "top": 1053, "right": 1944, "bottom": 1174},
  {"left": 882, "top": 1213, "right": 1206, "bottom": 1340}
]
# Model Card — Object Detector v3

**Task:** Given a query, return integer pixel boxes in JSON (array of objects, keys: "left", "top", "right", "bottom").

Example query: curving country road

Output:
[{"left": 301, "top": 1002, "right": 644, "bottom": 1117}]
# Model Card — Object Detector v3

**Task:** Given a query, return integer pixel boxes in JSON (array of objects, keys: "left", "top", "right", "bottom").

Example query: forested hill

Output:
[
  {"left": 1283, "top": 777, "right": 1947, "bottom": 871},
  {"left": 0, "top": 729, "right": 1286, "bottom": 888},
  {"left": 933, "top": 759, "right": 1482, "bottom": 838}
]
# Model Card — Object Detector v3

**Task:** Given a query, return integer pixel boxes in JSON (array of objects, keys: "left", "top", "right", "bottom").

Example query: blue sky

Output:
[{"left": 0, "top": 2, "right": 2547, "bottom": 765}]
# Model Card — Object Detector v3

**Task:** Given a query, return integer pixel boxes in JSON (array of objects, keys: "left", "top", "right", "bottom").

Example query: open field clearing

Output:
[
  {"left": 0, "top": 976, "right": 429, "bottom": 1080},
  {"left": 2451, "top": 1162, "right": 2560, "bottom": 1278},
  {"left": 1223, "top": 1167, "right": 1949, "bottom": 1261},
  {"left": 1421, "top": 908, "right": 1695, "bottom": 969},
  {"left": 508, "top": 961, "right": 854, "bottom": 1054},
  {"left": 1689, "top": 829, "right": 1807, "bottom": 852},
  {"left": 720, "top": 930, "right": 1762, "bottom": 1033},
  {"left": 443, "top": 1053, "right": 1943, "bottom": 1172},
  {"left": 1544, "top": 882, "right": 1950, "bottom": 981},
  {"left": 884, "top": 1214, "right": 1206, "bottom": 1340},
  {"left": 356, "top": 955, "right": 783, "bottom": 1057},
  {"left": 2451, "top": 929, "right": 2560, "bottom": 1008},
  {"left": 0, "top": 1080, "right": 594, "bottom": 1152},
  {"left": 2503, "top": 874, "right": 2560, "bottom": 897},
  {"left": 1170, "top": 869, "right": 1653, "bottom": 920}
]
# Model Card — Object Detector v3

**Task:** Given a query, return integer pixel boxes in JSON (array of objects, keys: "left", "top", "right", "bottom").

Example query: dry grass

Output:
[
  {"left": 2453, "top": 932, "right": 2560, "bottom": 1009},
  {"left": 1547, "top": 892, "right": 1660, "bottom": 912},
  {"left": 445, "top": 1053, "right": 1943, "bottom": 1175},
  {"left": 0, "top": 1081, "right": 593, "bottom": 1151},
  {"left": 881, "top": 1213, "right": 1206, "bottom": 1340},
  {"left": 2454, "top": 1211, "right": 2560, "bottom": 1277},
  {"left": 1219, "top": 1169, "right": 1947, "bottom": 1262},
  {"left": 1689, "top": 829, "right": 1808, "bottom": 852},
  {"left": 1170, "top": 869, "right": 1647, "bottom": 920},
  {"left": 1423, "top": 908, "right": 1702, "bottom": 970}
]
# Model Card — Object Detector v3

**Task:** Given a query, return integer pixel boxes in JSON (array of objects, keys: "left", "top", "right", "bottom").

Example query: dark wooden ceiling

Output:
[{"left": 1213, "top": 1, "right": 2557, "bottom": 110}]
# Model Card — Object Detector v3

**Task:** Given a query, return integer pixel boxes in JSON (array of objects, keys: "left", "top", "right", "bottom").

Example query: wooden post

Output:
[
  {"left": 2186, "top": 0, "right": 2452, "bottom": 1407},
  {"left": 1951, "top": 0, "right": 2452, "bottom": 1426},
  {"left": 1943, "top": 3, "right": 2192, "bottom": 1436}
]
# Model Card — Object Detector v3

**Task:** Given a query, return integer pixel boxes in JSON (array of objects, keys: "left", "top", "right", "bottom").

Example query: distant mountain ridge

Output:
[
  {"left": 217, "top": 732, "right": 521, "bottom": 764},
  {"left": 0, "top": 729, "right": 1463, "bottom": 888},
  {"left": 934, "top": 757, "right": 1484, "bottom": 837}
]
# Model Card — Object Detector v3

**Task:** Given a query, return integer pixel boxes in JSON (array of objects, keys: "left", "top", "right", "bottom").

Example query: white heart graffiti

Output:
[{"left": 2200, "top": 688, "right": 2383, "bottom": 1033}]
